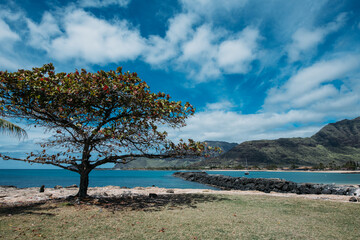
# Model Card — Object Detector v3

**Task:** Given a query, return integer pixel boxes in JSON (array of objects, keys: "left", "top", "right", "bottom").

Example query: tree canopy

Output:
[{"left": 0, "top": 63, "right": 212, "bottom": 197}]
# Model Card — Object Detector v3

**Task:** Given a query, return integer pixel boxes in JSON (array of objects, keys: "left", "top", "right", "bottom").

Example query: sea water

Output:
[
  {"left": 0, "top": 169, "right": 214, "bottom": 189},
  {"left": 210, "top": 171, "right": 360, "bottom": 185},
  {"left": 0, "top": 169, "right": 359, "bottom": 189}
]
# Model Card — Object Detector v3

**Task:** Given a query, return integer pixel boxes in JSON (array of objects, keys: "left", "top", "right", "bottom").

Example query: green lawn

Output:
[{"left": 1, "top": 194, "right": 359, "bottom": 239}]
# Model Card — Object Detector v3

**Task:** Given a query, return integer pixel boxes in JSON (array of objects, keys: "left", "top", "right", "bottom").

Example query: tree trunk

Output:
[{"left": 77, "top": 171, "right": 90, "bottom": 198}]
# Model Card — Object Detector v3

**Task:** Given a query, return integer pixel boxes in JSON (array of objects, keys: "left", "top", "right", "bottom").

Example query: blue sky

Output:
[{"left": 1, "top": 0, "right": 360, "bottom": 168}]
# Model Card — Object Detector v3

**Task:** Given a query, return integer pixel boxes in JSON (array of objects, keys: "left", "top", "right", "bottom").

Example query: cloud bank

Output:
[{"left": 0, "top": 0, "right": 359, "bottom": 148}]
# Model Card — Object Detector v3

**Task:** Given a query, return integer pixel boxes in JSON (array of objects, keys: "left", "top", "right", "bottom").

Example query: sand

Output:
[{"left": 0, "top": 185, "right": 356, "bottom": 205}]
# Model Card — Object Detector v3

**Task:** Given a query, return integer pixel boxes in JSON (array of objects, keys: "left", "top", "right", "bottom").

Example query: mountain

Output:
[
  {"left": 193, "top": 117, "right": 360, "bottom": 168},
  {"left": 113, "top": 140, "right": 238, "bottom": 169}
]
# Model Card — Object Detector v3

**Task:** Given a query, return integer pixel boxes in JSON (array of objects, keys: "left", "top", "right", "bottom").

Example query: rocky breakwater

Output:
[{"left": 173, "top": 172, "right": 359, "bottom": 195}]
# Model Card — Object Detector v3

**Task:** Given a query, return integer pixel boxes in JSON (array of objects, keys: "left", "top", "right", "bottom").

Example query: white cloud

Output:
[
  {"left": 291, "top": 84, "right": 338, "bottom": 108},
  {"left": 22, "top": 2, "right": 260, "bottom": 82},
  {"left": 168, "top": 54, "right": 360, "bottom": 143},
  {"left": 145, "top": 20, "right": 223, "bottom": 82},
  {"left": 167, "top": 109, "right": 327, "bottom": 143},
  {"left": 0, "top": 119, "right": 52, "bottom": 152},
  {"left": 206, "top": 100, "right": 235, "bottom": 111},
  {"left": 181, "top": 25, "right": 216, "bottom": 61},
  {"left": 180, "top": 0, "right": 248, "bottom": 17},
  {"left": 144, "top": 13, "right": 196, "bottom": 65},
  {"left": 32, "top": 9, "right": 146, "bottom": 64},
  {"left": 0, "top": 19, "right": 19, "bottom": 42},
  {"left": 0, "top": 17, "right": 22, "bottom": 70},
  {"left": 166, "top": 13, "right": 197, "bottom": 43},
  {"left": 287, "top": 13, "right": 346, "bottom": 62},
  {"left": 78, "top": 0, "right": 130, "bottom": 8},
  {"left": 27, "top": 12, "right": 61, "bottom": 51},
  {"left": 144, "top": 9, "right": 259, "bottom": 82},
  {"left": 144, "top": 36, "right": 176, "bottom": 65},
  {"left": 0, "top": 56, "right": 22, "bottom": 71},
  {"left": 177, "top": 24, "right": 220, "bottom": 81},
  {"left": 217, "top": 27, "right": 259, "bottom": 74},
  {"left": 265, "top": 56, "right": 360, "bottom": 111},
  {"left": 311, "top": 92, "right": 359, "bottom": 114},
  {"left": 173, "top": 25, "right": 259, "bottom": 82}
]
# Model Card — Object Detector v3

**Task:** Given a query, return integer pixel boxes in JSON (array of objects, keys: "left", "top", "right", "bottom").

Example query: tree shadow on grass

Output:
[
  {"left": 0, "top": 202, "right": 57, "bottom": 217},
  {"left": 67, "top": 193, "right": 230, "bottom": 212},
  {"left": 0, "top": 194, "right": 230, "bottom": 215}
]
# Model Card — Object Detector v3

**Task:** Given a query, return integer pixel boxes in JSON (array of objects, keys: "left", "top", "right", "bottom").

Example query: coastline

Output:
[
  {"left": 206, "top": 169, "right": 360, "bottom": 174},
  {"left": 0, "top": 185, "right": 356, "bottom": 205},
  {"left": 4, "top": 168, "right": 359, "bottom": 174}
]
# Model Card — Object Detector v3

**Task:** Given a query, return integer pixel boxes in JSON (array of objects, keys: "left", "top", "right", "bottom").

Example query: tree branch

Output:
[
  {"left": 90, "top": 152, "right": 181, "bottom": 169},
  {"left": 0, "top": 154, "right": 79, "bottom": 173}
]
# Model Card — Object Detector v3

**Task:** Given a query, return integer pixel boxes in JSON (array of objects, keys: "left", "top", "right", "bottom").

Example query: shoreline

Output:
[
  {"left": 0, "top": 185, "right": 357, "bottom": 205},
  {"left": 2, "top": 168, "right": 360, "bottom": 174},
  {"left": 206, "top": 169, "right": 360, "bottom": 174}
]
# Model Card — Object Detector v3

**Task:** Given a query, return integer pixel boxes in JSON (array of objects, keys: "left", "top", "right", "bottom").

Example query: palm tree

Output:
[{"left": 0, "top": 118, "right": 27, "bottom": 139}]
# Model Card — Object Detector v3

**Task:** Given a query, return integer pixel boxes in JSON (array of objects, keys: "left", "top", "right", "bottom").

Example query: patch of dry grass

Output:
[{"left": 1, "top": 194, "right": 360, "bottom": 239}]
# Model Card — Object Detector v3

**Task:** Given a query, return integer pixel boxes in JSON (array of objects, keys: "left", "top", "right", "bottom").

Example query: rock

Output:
[
  {"left": 149, "top": 193, "right": 158, "bottom": 198},
  {"left": 65, "top": 184, "right": 78, "bottom": 188},
  {"left": 352, "top": 188, "right": 360, "bottom": 196},
  {"left": 173, "top": 172, "right": 356, "bottom": 196},
  {"left": 45, "top": 193, "right": 53, "bottom": 197},
  {"left": 166, "top": 189, "right": 174, "bottom": 193},
  {"left": 121, "top": 190, "right": 132, "bottom": 197},
  {"left": 281, "top": 183, "right": 289, "bottom": 191},
  {"left": 349, "top": 196, "right": 358, "bottom": 202},
  {"left": 0, "top": 185, "right": 17, "bottom": 188},
  {"left": 39, "top": 185, "right": 45, "bottom": 193},
  {"left": 321, "top": 188, "right": 332, "bottom": 194},
  {"left": 274, "top": 181, "right": 285, "bottom": 189},
  {"left": 54, "top": 185, "right": 63, "bottom": 189}
]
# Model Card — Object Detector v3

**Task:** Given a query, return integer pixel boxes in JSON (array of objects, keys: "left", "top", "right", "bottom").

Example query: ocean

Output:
[{"left": 0, "top": 169, "right": 360, "bottom": 189}]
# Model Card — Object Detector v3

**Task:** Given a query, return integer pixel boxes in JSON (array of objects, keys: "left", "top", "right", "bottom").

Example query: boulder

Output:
[
  {"left": 149, "top": 193, "right": 158, "bottom": 198},
  {"left": 349, "top": 196, "right": 358, "bottom": 202},
  {"left": 0, "top": 185, "right": 17, "bottom": 188},
  {"left": 172, "top": 172, "right": 355, "bottom": 196}
]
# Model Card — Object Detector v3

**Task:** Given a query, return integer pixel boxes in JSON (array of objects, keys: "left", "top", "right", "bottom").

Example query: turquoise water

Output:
[
  {"left": 0, "top": 169, "right": 359, "bottom": 189},
  {"left": 0, "top": 169, "right": 215, "bottom": 189},
  {"left": 211, "top": 171, "right": 360, "bottom": 185}
]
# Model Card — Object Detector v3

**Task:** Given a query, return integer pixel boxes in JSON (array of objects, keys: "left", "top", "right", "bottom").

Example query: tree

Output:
[
  {"left": 0, "top": 118, "right": 27, "bottom": 139},
  {"left": 0, "top": 64, "right": 211, "bottom": 198}
]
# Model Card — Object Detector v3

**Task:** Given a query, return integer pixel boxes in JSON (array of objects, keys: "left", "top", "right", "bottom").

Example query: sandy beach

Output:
[{"left": 0, "top": 185, "right": 357, "bottom": 206}]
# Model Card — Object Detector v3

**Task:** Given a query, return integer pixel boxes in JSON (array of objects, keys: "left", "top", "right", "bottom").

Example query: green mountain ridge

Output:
[
  {"left": 113, "top": 141, "right": 238, "bottom": 169},
  {"left": 193, "top": 117, "right": 360, "bottom": 168}
]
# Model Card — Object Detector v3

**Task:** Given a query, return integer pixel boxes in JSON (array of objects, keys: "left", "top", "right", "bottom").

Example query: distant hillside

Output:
[
  {"left": 113, "top": 140, "right": 238, "bottom": 169},
  {"left": 193, "top": 117, "right": 360, "bottom": 168}
]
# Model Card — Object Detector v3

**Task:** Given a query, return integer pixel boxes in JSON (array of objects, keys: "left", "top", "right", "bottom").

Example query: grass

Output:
[{"left": 1, "top": 194, "right": 360, "bottom": 239}]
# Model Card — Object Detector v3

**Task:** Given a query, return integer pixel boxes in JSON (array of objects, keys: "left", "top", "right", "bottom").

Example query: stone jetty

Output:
[{"left": 173, "top": 172, "right": 359, "bottom": 195}]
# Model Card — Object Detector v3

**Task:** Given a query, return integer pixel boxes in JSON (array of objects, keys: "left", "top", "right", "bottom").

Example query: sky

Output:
[{"left": 0, "top": 0, "right": 360, "bottom": 168}]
